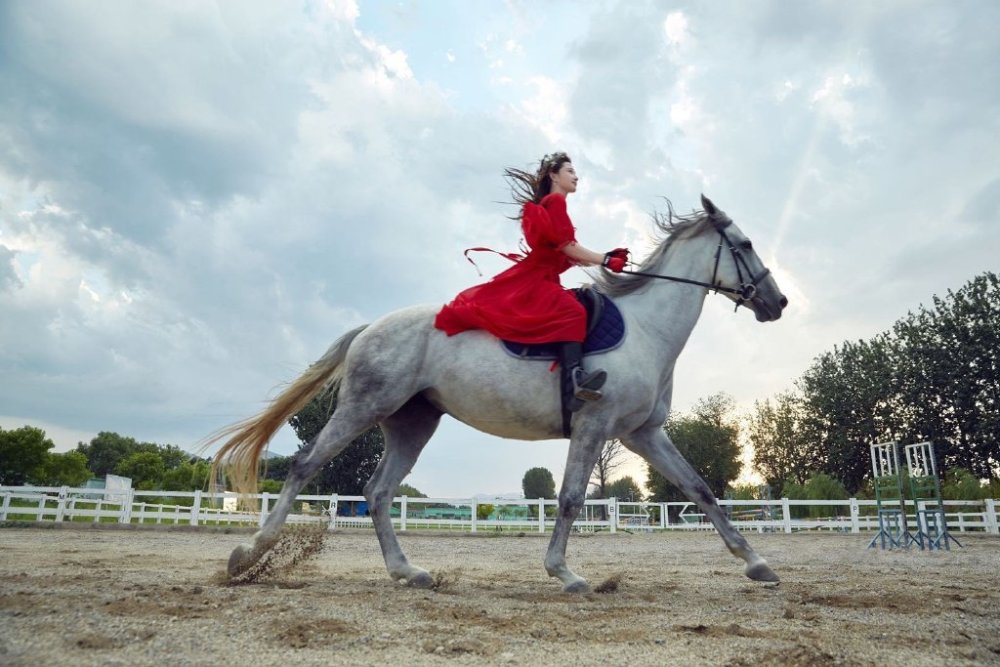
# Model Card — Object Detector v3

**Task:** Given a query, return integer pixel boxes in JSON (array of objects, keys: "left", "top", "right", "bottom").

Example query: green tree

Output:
[
  {"left": 941, "top": 469, "right": 988, "bottom": 501},
  {"left": 606, "top": 476, "right": 643, "bottom": 502},
  {"left": 797, "top": 335, "right": 904, "bottom": 494},
  {"left": 747, "top": 391, "right": 814, "bottom": 496},
  {"left": 114, "top": 451, "right": 166, "bottom": 490},
  {"left": 726, "top": 483, "right": 767, "bottom": 500},
  {"left": 0, "top": 425, "right": 54, "bottom": 485},
  {"left": 647, "top": 393, "right": 742, "bottom": 503},
  {"left": 161, "top": 460, "right": 211, "bottom": 491},
  {"left": 892, "top": 273, "right": 1000, "bottom": 477},
  {"left": 396, "top": 483, "right": 426, "bottom": 497},
  {"left": 802, "top": 473, "right": 850, "bottom": 518},
  {"left": 77, "top": 432, "right": 143, "bottom": 477},
  {"left": 476, "top": 503, "right": 494, "bottom": 520},
  {"left": 30, "top": 450, "right": 91, "bottom": 487},
  {"left": 287, "top": 387, "right": 384, "bottom": 495},
  {"left": 522, "top": 467, "right": 556, "bottom": 499},
  {"left": 258, "top": 479, "right": 283, "bottom": 494},
  {"left": 155, "top": 444, "right": 193, "bottom": 470}
]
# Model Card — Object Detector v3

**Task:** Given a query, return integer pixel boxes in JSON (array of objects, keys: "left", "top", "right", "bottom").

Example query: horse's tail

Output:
[{"left": 206, "top": 324, "right": 368, "bottom": 500}]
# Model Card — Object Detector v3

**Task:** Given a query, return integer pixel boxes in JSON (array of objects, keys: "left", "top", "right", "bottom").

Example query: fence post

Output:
[
  {"left": 538, "top": 498, "right": 545, "bottom": 533},
  {"left": 782, "top": 498, "right": 792, "bottom": 534},
  {"left": 259, "top": 493, "right": 270, "bottom": 528},
  {"left": 850, "top": 498, "right": 860, "bottom": 534},
  {"left": 608, "top": 497, "right": 617, "bottom": 534},
  {"left": 1, "top": 492, "right": 10, "bottom": 520},
  {"left": 400, "top": 495, "right": 407, "bottom": 531},
  {"left": 120, "top": 489, "right": 134, "bottom": 524},
  {"left": 55, "top": 486, "right": 68, "bottom": 522},
  {"left": 328, "top": 494, "right": 338, "bottom": 531},
  {"left": 190, "top": 490, "right": 202, "bottom": 527},
  {"left": 471, "top": 498, "right": 478, "bottom": 533},
  {"left": 36, "top": 495, "right": 46, "bottom": 522},
  {"left": 984, "top": 499, "right": 998, "bottom": 535}
]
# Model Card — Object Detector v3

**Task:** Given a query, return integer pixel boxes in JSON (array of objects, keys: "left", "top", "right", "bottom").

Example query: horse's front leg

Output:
[
  {"left": 622, "top": 426, "right": 779, "bottom": 583},
  {"left": 544, "top": 429, "right": 605, "bottom": 593}
]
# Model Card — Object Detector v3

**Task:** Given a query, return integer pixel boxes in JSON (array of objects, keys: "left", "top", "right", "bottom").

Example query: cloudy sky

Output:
[{"left": 1, "top": 1, "right": 997, "bottom": 497}]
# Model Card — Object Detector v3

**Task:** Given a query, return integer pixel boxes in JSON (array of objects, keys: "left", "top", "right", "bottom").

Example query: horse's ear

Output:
[{"left": 701, "top": 194, "right": 717, "bottom": 216}]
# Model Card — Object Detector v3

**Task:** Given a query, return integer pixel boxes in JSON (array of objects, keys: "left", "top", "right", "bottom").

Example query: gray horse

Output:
[{"left": 211, "top": 195, "right": 788, "bottom": 592}]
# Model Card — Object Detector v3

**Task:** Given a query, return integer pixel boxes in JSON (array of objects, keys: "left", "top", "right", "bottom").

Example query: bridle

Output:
[{"left": 619, "top": 218, "right": 771, "bottom": 311}]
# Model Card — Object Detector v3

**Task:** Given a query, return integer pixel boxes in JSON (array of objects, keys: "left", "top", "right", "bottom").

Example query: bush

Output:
[{"left": 476, "top": 503, "right": 494, "bottom": 521}]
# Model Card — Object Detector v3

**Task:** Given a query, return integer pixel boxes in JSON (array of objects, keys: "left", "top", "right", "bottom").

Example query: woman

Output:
[{"left": 435, "top": 152, "right": 629, "bottom": 406}]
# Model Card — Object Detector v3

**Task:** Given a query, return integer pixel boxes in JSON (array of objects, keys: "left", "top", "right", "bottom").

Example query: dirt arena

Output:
[{"left": 1, "top": 524, "right": 998, "bottom": 666}]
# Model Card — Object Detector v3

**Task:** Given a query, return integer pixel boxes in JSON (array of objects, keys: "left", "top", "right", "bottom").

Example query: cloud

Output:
[
  {"left": 0, "top": 1, "right": 997, "bottom": 497},
  {"left": 0, "top": 243, "right": 20, "bottom": 291}
]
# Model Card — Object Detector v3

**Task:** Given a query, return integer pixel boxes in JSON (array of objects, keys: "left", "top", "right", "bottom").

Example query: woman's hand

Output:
[{"left": 602, "top": 248, "right": 630, "bottom": 273}]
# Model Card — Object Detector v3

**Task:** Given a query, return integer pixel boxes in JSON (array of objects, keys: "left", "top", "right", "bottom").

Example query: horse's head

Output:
[{"left": 700, "top": 194, "right": 787, "bottom": 322}]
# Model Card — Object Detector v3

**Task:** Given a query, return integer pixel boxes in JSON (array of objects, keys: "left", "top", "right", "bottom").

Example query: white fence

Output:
[{"left": 1, "top": 485, "right": 998, "bottom": 535}]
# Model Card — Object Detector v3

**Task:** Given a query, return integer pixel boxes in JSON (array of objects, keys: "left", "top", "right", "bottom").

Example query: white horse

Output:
[{"left": 211, "top": 195, "right": 788, "bottom": 592}]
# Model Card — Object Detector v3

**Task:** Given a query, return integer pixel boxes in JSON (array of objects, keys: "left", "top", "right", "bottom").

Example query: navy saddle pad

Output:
[{"left": 501, "top": 291, "right": 625, "bottom": 360}]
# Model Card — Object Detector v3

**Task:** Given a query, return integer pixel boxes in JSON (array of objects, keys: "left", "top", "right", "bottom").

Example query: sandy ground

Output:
[{"left": 1, "top": 524, "right": 998, "bottom": 667}]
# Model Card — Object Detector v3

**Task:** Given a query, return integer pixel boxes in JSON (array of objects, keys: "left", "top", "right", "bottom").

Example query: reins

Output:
[{"left": 618, "top": 226, "right": 770, "bottom": 310}]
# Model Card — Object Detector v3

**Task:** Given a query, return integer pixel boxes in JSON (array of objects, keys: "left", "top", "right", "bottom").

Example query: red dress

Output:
[{"left": 435, "top": 193, "right": 586, "bottom": 344}]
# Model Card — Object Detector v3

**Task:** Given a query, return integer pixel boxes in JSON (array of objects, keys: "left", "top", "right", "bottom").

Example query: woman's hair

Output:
[{"left": 504, "top": 152, "right": 572, "bottom": 208}]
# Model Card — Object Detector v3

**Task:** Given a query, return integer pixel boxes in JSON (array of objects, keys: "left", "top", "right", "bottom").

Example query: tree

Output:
[
  {"left": 747, "top": 391, "right": 814, "bottom": 496},
  {"left": 589, "top": 440, "right": 627, "bottom": 498},
  {"left": 522, "top": 467, "right": 556, "bottom": 499},
  {"left": 114, "top": 451, "right": 166, "bottom": 490},
  {"left": 156, "top": 444, "right": 193, "bottom": 470},
  {"left": 801, "top": 473, "right": 849, "bottom": 518},
  {"left": 77, "top": 432, "right": 143, "bottom": 477},
  {"left": 941, "top": 469, "right": 988, "bottom": 501},
  {"left": 0, "top": 425, "right": 53, "bottom": 485},
  {"left": 30, "top": 450, "right": 91, "bottom": 487},
  {"left": 161, "top": 460, "right": 211, "bottom": 491},
  {"left": 287, "top": 387, "right": 384, "bottom": 495},
  {"left": 892, "top": 273, "right": 1000, "bottom": 478},
  {"left": 647, "top": 393, "right": 742, "bottom": 504},
  {"left": 476, "top": 503, "right": 494, "bottom": 520},
  {"left": 396, "top": 483, "right": 426, "bottom": 497},
  {"left": 775, "top": 272, "right": 1000, "bottom": 492},
  {"left": 606, "top": 476, "right": 643, "bottom": 502},
  {"left": 797, "top": 335, "right": 904, "bottom": 494}
]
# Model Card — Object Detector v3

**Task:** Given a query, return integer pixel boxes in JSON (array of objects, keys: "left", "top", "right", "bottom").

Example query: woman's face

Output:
[{"left": 549, "top": 161, "right": 578, "bottom": 195}]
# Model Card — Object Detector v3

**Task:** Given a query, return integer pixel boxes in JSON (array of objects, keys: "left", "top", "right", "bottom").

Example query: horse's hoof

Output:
[
  {"left": 746, "top": 561, "right": 780, "bottom": 583},
  {"left": 563, "top": 579, "right": 592, "bottom": 594},
  {"left": 227, "top": 544, "right": 253, "bottom": 578},
  {"left": 406, "top": 571, "right": 434, "bottom": 589}
]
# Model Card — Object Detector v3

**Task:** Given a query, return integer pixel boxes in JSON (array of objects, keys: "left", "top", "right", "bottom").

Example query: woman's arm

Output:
[{"left": 562, "top": 241, "right": 605, "bottom": 266}]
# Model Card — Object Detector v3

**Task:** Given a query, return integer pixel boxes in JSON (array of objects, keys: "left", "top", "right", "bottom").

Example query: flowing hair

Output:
[{"left": 503, "top": 152, "right": 572, "bottom": 216}]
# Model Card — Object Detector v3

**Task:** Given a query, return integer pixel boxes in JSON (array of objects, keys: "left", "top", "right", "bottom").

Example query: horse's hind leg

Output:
[
  {"left": 365, "top": 395, "right": 442, "bottom": 588},
  {"left": 227, "top": 408, "right": 376, "bottom": 578},
  {"left": 622, "top": 426, "right": 779, "bottom": 583}
]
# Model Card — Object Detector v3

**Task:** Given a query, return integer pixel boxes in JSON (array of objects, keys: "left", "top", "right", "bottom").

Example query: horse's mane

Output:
[{"left": 593, "top": 200, "right": 712, "bottom": 297}]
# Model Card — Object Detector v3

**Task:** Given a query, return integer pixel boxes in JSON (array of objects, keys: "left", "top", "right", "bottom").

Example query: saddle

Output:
[
  {"left": 501, "top": 287, "right": 625, "bottom": 360},
  {"left": 501, "top": 287, "right": 626, "bottom": 437}
]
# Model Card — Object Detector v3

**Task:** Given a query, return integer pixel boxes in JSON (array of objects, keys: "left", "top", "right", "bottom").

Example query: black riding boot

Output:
[{"left": 559, "top": 341, "right": 607, "bottom": 409}]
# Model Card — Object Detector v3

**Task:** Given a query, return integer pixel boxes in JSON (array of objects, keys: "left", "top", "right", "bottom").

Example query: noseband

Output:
[{"left": 620, "top": 219, "right": 770, "bottom": 311}]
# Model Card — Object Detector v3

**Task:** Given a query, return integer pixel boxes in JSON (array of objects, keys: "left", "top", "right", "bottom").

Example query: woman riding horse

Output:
[{"left": 435, "top": 152, "right": 630, "bottom": 405}]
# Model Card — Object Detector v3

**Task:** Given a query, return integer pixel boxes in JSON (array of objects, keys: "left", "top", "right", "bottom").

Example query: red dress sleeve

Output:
[{"left": 522, "top": 194, "right": 576, "bottom": 251}]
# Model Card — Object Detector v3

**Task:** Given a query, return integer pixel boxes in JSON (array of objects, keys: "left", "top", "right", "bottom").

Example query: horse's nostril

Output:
[{"left": 779, "top": 296, "right": 788, "bottom": 309}]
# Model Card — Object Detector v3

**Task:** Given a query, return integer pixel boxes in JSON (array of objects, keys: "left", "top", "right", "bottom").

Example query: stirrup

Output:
[{"left": 572, "top": 367, "right": 606, "bottom": 402}]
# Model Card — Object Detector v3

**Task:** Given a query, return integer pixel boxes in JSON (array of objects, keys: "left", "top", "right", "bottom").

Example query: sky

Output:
[{"left": 1, "top": 0, "right": 998, "bottom": 497}]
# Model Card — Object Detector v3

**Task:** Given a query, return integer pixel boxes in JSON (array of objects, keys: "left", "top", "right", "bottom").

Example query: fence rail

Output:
[{"left": 1, "top": 486, "right": 997, "bottom": 535}]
